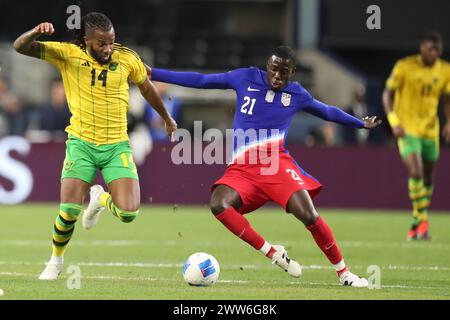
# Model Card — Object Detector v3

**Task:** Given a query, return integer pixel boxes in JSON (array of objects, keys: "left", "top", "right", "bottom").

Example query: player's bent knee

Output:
[
  {"left": 209, "top": 199, "right": 231, "bottom": 216},
  {"left": 290, "top": 205, "right": 318, "bottom": 226},
  {"left": 114, "top": 201, "right": 140, "bottom": 213}
]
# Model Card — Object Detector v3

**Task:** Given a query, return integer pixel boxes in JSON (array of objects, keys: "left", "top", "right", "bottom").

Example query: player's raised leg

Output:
[
  {"left": 83, "top": 178, "right": 140, "bottom": 229},
  {"left": 39, "top": 178, "right": 90, "bottom": 280},
  {"left": 210, "top": 185, "right": 301, "bottom": 277},
  {"left": 104, "top": 178, "right": 140, "bottom": 223},
  {"left": 286, "top": 190, "right": 368, "bottom": 287},
  {"left": 83, "top": 144, "right": 141, "bottom": 229}
]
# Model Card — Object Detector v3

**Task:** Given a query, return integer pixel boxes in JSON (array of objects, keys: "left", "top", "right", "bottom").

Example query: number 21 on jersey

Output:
[{"left": 240, "top": 96, "right": 256, "bottom": 115}]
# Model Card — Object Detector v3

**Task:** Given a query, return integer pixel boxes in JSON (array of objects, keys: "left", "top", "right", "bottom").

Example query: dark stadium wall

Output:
[
  {"left": 321, "top": 0, "right": 450, "bottom": 50},
  {"left": 2, "top": 139, "right": 449, "bottom": 210}
]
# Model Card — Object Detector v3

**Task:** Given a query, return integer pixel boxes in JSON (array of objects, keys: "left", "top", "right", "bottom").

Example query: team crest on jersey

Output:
[
  {"left": 109, "top": 62, "right": 118, "bottom": 71},
  {"left": 281, "top": 93, "right": 291, "bottom": 106}
]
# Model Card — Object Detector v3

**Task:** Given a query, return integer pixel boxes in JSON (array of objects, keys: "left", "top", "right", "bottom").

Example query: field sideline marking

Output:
[
  {"left": 1, "top": 239, "right": 450, "bottom": 250},
  {"left": 1, "top": 260, "right": 449, "bottom": 272},
  {"left": 0, "top": 271, "right": 444, "bottom": 291}
]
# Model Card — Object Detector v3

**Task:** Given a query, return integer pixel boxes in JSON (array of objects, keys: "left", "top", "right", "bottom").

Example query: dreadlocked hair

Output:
[{"left": 72, "top": 12, "right": 113, "bottom": 48}]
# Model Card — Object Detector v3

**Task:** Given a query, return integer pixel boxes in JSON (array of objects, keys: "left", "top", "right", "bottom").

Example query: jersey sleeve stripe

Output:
[{"left": 114, "top": 46, "right": 141, "bottom": 60}]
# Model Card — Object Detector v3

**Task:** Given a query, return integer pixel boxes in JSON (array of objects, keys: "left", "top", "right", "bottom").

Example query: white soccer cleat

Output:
[
  {"left": 82, "top": 184, "right": 106, "bottom": 230},
  {"left": 339, "top": 270, "right": 369, "bottom": 288},
  {"left": 39, "top": 261, "right": 63, "bottom": 280},
  {"left": 271, "top": 245, "right": 302, "bottom": 278}
]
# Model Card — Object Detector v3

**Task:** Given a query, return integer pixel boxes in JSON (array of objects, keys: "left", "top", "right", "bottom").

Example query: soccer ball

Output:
[{"left": 182, "top": 252, "right": 220, "bottom": 287}]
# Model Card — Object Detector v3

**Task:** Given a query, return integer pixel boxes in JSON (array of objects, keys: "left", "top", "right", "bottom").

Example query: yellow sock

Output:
[
  {"left": 408, "top": 178, "right": 428, "bottom": 225},
  {"left": 99, "top": 192, "right": 139, "bottom": 223}
]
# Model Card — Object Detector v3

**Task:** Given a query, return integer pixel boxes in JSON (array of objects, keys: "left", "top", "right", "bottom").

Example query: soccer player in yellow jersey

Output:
[
  {"left": 13, "top": 12, "right": 178, "bottom": 280},
  {"left": 383, "top": 32, "right": 450, "bottom": 240}
]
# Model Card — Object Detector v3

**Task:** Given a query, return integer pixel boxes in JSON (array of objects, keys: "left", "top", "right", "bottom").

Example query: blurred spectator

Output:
[
  {"left": 39, "top": 79, "right": 71, "bottom": 137},
  {"left": 0, "top": 74, "right": 24, "bottom": 136},
  {"left": 341, "top": 85, "right": 369, "bottom": 145},
  {"left": 287, "top": 112, "right": 323, "bottom": 144},
  {"left": 303, "top": 123, "right": 339, "bottom": 147},
  {"left": 127, "top": 85, "right": 152, "bottom": 166},
  {"left": 322, "top": 122, "right": 338, "bottom": 146},
  {"left": 304, "top": 127, "right": 324, "bottom": 147},
  {"left": 144, "top": 82, "right": 181, "bottom": 142},
  {"left": 288, "top": 98, "right": 340, "bottom": 147}
]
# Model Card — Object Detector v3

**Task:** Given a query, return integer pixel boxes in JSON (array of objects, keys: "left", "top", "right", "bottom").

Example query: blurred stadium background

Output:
[{"left": 0, "top": 0, "right": 449, "bottom": 211}]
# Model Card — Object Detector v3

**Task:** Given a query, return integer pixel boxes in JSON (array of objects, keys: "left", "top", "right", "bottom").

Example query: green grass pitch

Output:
[{"left": 0, "top": 204, "right": 449, "bottom": 300}]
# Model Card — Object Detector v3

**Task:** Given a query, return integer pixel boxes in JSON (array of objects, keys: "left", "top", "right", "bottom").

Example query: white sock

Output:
[
  {"left": 50, "top": 255, "right": 64, "bottom": 264},
  {"left": 333, "top": 259, "right": 346, "bottom": 272},
  {"left": 259, "top": 241, "right": 272, "bottom": 256}
]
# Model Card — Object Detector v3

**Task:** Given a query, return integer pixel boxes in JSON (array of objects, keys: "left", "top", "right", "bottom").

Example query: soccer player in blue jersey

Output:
[{"left": 148, "top": 46, "right": 381, "bottom": 287}]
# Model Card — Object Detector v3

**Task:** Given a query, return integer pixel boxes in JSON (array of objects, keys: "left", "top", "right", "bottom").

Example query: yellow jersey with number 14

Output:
[
  {"left": 38, "top": 41, "right": 147, "bottom": 145},
  {"left": 386, "top": 54, "right": 450, "bottom": 140}
]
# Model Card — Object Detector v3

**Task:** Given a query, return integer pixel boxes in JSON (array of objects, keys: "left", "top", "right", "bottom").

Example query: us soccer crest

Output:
[{"left": 281, "top": 93, "right": 291, "bottom": 107}]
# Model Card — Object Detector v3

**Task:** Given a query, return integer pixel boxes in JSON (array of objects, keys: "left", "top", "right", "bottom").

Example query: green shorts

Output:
[
  {"left": 61, "top": 135, "right": 139, "bottom": 185},
  {"left": 398, "top": 134, "right": 439, "bottom": 162}
]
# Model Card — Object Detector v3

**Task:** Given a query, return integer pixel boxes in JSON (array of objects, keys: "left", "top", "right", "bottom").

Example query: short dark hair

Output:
[
  {"left": 421, "top": 31, "right": 443, "bottom": 45},
  {"left": 271, "top": 46, "right": 297, "bottom": 64},
  {"left": 73, "top": 12, "right": 113, "bottom": 48}
]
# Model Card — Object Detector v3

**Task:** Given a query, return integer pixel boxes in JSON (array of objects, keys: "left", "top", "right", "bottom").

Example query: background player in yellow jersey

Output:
[
  {"left": 13, "top": 12, "right": 177, "bottom": 279},
  {"left": 383, "top": 32, "right": 450, "bottom": 240}
]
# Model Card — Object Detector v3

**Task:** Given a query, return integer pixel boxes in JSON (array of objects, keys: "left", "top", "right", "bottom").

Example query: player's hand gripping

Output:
[
  {"left": 362, "top": 116, "right": 382, "bottom": 129},
  {"left": 442, "top": 120, "right": 450, "bottom": 143},
  {"left": 165, "top": 117, "right": 178, "bottom": 142},
  {"left": 34, "top": 22, "right": 55, "bottom": 36}
]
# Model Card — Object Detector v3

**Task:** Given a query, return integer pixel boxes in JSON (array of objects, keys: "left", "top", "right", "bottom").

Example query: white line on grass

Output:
[
  {"left": 1, "top": 239, "right": 450, "bottom": 250},
  {"left": 0, "top": 271, "right": 443, "bottom": 290},
  {"left": 1, "top": 260, "right": 449, "bottom": 272}
]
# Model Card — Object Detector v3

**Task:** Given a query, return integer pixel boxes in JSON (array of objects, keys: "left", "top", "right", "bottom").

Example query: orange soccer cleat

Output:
[
  {"left": 407, "top": 227, "right": 418, "bottom": 241},
  {"left": 416, "top": 220, "right": 431, "bottom": 240}
]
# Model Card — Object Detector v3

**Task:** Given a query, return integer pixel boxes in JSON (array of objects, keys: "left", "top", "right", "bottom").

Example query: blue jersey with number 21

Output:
[{"left": 152, "top": 67, "right": 364, "bottom": 160}]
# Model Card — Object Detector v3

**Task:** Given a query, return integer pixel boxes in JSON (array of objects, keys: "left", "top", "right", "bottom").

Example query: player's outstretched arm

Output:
[
  {"left": 442, "top": 94, "right": 450, "bottom": 143},
  {"left": 138, "top": 77, "right": 177, "bottom": 140},
  {"left": 382, "top": 88, "right": 405, "bottom": 138},
  {"left": 303, "top": 98, "right": 381, "bottom": 129},
  {"left": 146, "top": 64, "right": 231, "bottom": 90},
  {"left": 13, "top": 22, "right": 55, "bottom": 58}
]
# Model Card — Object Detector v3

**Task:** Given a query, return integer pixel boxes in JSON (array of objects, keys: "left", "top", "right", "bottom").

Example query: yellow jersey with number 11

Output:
[{"left": 386, "top": 54, "right": 450, "bottom": 140}]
